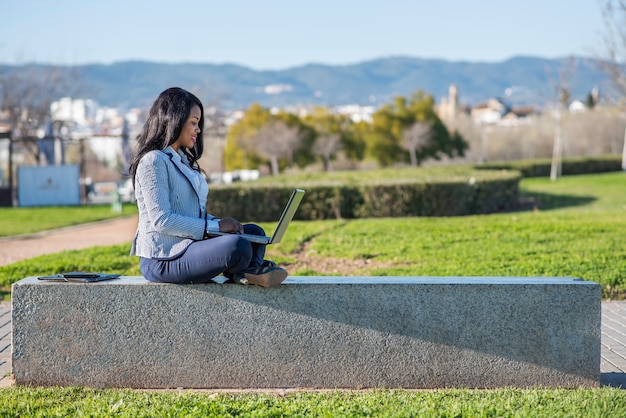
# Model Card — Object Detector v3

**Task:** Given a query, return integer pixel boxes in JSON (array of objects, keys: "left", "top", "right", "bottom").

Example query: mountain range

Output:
[{"left": 2, "top": 55, "right": 613, "bottom": 111}]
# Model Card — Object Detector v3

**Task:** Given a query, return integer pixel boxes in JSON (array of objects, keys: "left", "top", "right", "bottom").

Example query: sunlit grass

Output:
[
  {"left": 1, "top": 172, "right": 625, "bottom": 300},
  {"left": 0, "top": 204, "right": 137, "bottom": 237},
  {"left": 0, "top": 386, "right": 624, "bottom": 417},
  {"left": 1, "top": 171, "right": 625, "bottom": 414}
]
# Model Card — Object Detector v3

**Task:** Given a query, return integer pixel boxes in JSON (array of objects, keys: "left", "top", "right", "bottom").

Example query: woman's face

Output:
[{"left": 172, "top": 104, "right": 201, "bottom": 151}]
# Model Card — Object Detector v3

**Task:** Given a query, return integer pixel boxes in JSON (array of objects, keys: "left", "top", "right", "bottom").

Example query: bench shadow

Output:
[
  {"left": 196, "top": 281, "right": 599, "bottom": 385},
  {"left": 601, "top": 373, "right": 626, "bottom": 389}
]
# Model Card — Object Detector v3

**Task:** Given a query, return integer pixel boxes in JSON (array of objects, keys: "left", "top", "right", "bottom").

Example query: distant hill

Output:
[{"left": 0, "top": 55, "right": 613, "bottom": 111}]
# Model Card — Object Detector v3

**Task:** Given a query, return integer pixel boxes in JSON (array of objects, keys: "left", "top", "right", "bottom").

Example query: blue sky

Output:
[{"left": 0, "top": 0, "right": 608, "bottom": 70}]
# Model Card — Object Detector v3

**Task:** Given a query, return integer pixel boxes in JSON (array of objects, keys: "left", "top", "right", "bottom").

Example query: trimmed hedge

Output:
[
  {"left": 207, "top": 170, "right": 522, "bottom": 221},
  {"left": 207, "top": 154, "right": 621, "bottom": 221},
  {"left": 477, "top": 155, "right": 622, "bottom": 178}
]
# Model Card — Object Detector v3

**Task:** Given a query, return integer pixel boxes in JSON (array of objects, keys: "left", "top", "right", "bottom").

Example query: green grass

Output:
[
  {"left": 271, "top": 171, "right": 626, "bottom": 299},
  {"left": 1, "top": 172, "right": 625, "bottom": 299},
  {"left": 0, "top": 204, "right": 137, "bottom": 237},
  {"left": 241, "top": 164, "right": 519, "bottom": 185},
  {"left": 0, "top": 387, "right": 624, "bottom": 417},
  {"left": 1, "top": 171, "right": 625, "bottom": 415},
  {"left": 282, "top": 211, "right": 625, "bottom": 298},
  {"left": 519, "top": 172, "right": 626, "bottom": 213}
]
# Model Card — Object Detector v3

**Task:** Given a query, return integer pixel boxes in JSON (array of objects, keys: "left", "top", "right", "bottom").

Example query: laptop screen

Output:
[{"left": 270, "top": 189, "right": 305, "bottom": 243}]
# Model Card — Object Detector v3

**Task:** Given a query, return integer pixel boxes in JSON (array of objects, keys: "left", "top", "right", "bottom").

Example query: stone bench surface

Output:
[
  {"left": 12, "top": 276, "right": 601, "bottom": 389},
  {"left": 14, "top": 275, "right": 593, "bottom": 285}
]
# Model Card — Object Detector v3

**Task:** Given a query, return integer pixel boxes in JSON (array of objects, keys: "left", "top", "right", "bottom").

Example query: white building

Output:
[{"left": 50, "top": 98, "right": 98, "bottom": 126}]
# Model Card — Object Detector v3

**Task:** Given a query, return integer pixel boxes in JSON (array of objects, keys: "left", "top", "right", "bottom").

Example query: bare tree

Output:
[
  {"left": 254, "top": 120, "right": 303, "bottom": 175},
  {"left": 0, "top": 64, "right": 76, "bottom": 163},
  {"left": 402, "top": 121, "right": 432, "bottom": 166},
  {"left": 198, "top": 104, "right": 229, "bottom": 175},
  {"left": 550, "top": 83, "right": 573, "bottom": 181},
  {"left": 312, "top": 133, "right": 342, "bottom": 171},
  {"left": 544, "top": 56, "right": 577, "bottom": 180},
  {"left": 596, "top": 0, "right": 626, "bottom": 169}
]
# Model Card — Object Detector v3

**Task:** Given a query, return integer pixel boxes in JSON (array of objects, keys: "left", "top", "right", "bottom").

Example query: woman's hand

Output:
[{"left": 218, "top": 217, "right": 244, "bottom": 234}]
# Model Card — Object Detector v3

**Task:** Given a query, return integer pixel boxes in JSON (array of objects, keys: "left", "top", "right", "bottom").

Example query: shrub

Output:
[
  {"left": 478, "top": 155, "right": 621, "bottom": 177},
  {"left": 207, "top": 169, "right": 521, "bottom": 220}
]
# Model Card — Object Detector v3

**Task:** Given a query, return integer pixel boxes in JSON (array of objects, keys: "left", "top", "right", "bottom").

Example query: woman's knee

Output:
[
  {"left": 244, "top": 223, "right": 265, "bottom": 236},
  {"left": 235, "top": 236, "right": 253, "bottom": 258},
  {"left": 223, "top": 236, "right": 250, "bottom": 273},
  {"left": 218, "top": 234, "right": 252, "bottom": 255}
]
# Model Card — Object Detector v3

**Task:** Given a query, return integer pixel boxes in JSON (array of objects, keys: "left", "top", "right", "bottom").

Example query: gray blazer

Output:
[{"left": 130, "top": 148, "right": 214, "bottom": 259}]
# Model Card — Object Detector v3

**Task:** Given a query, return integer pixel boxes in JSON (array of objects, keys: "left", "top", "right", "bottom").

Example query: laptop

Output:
[{"left": 210, "top": 188, "right": 305, "bottom": 244}]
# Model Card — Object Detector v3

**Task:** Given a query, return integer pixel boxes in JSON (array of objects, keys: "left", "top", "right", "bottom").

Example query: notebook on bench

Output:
[{"left": 38, "top": 272, "right": 121, "bottom": 282}]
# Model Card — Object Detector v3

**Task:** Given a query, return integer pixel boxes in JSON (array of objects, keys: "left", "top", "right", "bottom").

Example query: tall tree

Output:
[
  {"left": 0, "top": 65, "right": 75, "bottom": 163},
  {"left": 596, "top": 0, "right": 626, "bottom": 169},
  {"left": 223, "top": 103, "right": 271, "bottom": 170},
  {"left": 312, "top": 133, "right": 342, "bottom": 171},
  {"left": 548, "top": 58, "right": 576, "bottom": 181},
  {"left": 254, "top": 120, "right": 303, "bottom": 175},
  {"left": 302, "top": 106, "right": 356, "bottom": 170},
  {"left": 402, "top": 121, "right": 432, "bottom": 166},
  {"left": 369, "top": 91, "right": 468, "bottom": 166},
  {"left": 273, "top": 111, "right": 315, "bottom": 168},
  {"left": 224, "top": 104, "right": 312, "bottom": 172}
]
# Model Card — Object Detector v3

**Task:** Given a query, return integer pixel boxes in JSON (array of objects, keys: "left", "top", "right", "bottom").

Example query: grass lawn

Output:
[
  {"left": 0, "top": 171, "right": 624, "bottom": 415},
  {"left": 272, "top": 171, "right": 626, "bottom": 299},
  {"left": 0, "top": 172, "right": 625, "bottom": 299},
  {"left": 0, "top": 204, "right": 137, "bottom": 237},
  {"left": 0, "top": 387, "right": 625, "bottom": 417}
]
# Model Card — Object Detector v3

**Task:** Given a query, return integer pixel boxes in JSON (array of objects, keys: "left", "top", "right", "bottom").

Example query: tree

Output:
[
  {"left": 302, "top": 106, "right": 356, "bottom": 170},
  {"left": 312, "top": 133, "right": 342, "bottom": 171},
  {"left": 585, "top": 91, "right": 597, "bottom": 109},
  {"left": 223, "top": 103, "right": 271, "bottom": 170},
  {"left": 0, "top": 64, "right": 76, "bottom": 163},
  {"left": 273, "top": 111, "right": 315, "bottom": 168},
  {"left": 402, "top": 121, "right": 432, "bottom": 166},
  {"left": 549, "top": 59, "right": 576, "bottom": 181},
  {"left": 224, "top": 104, "right": 312, "bottom": 172},
  {"left": 253, "top": 120, "right": 303, "bottom": 175},
  {"left": 596, "top": 0, "right": 626, "bottom": 169},
  {"left": 369, "top": 91, "right": 468, "bottom": 166}
]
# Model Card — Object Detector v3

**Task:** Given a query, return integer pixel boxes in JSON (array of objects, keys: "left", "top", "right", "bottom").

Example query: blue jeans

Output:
[{"left": 140, "top": 224, "right": 266, "bottom": 284}]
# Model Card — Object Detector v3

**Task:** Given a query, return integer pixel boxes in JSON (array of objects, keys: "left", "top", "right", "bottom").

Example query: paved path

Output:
[
  {"left": 0, "top": 302, "right": 9, "bottom": 387},
  {"left": 601, "top": 301, "right": 626, "bottom": 388},
  {"left": 0, "top": 217, "right": 624, "bottom": 388},
  {"left": 0, "top": 216, "right": 138, "bottom": 266}
]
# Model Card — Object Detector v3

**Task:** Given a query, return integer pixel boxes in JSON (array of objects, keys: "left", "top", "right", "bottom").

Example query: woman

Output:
[{"left": 129, "top": 87, "right": 288, "bottom": 287}]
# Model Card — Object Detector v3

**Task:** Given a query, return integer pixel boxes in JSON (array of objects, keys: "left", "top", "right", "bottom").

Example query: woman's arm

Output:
[{"left": 136, "top": 152, "right": 206, "bottom": 240}]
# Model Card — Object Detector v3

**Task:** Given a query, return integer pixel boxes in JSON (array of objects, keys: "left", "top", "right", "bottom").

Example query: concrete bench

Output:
[{"left": 12, "top": 276, "right": 600, "bottom": 389}]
